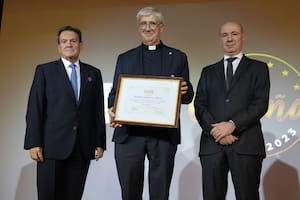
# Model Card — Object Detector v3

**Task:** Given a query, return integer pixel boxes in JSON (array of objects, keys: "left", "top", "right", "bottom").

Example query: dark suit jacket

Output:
[
  {"left": 194, "top": 55, "right": 270, "bottom": 157},
  {"left": 108, "top": 43, "right": 194, "bottom": 144},
  {"left": 24, "top": 59, "right": 106, "bottom": 160}
]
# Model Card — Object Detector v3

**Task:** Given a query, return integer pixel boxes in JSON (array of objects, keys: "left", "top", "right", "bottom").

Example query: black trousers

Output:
[
  {"left": 200, "top": 146, "right": 263, "bottom": 200},
  {"left": 37, "top": 142, "right": 90, "bottom": 200},
  {"left": 115, "top": 136, "right": 177, "bottom": 200}
]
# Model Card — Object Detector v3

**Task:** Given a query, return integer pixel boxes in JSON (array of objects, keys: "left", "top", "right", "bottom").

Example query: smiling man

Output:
[
  {"left": 194, "top": 22, "right": 270, "bottom": 200},
  {"left": 108, "top": 7, "right": 194, "bottom": 200},
  {"left": 24, "top": 26, "right": 106, "bottom": 200}
]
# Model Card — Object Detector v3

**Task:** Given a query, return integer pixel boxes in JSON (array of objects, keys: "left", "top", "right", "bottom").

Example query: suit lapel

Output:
[
  {"left": 78, "top": 61, "right": 88, "bottom": 105},
  {"left": 56, "top": 59, "right": 78, "bottom": 104},
  {"left": 161, "top": 45, "right": 173, "bottom": 76},
  {"left": 136, "top": 45, "right": 144, "bottom": 74},
  {"left": 214, "top": 60, "right": 227, "bottom": 91},
  {"left": 230, "top": 56, "right": 249, "bottom": 90}
]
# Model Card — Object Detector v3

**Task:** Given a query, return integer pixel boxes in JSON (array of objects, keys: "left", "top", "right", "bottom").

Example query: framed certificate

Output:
[{"left": 113, "top": 74, "right": 182, "bottom": 128}]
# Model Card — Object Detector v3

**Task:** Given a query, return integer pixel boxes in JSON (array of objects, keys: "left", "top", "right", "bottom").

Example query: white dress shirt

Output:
[
  {"left": 223, "top": 52, "right": 243, "bottom": 79},
  {"left": 61, "top": 57, "right": 81, "bottom": 97}
]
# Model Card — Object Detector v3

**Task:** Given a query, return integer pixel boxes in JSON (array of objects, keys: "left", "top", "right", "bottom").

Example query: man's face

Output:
[
  {"left": 57, "top": 31, "right": 81, "bottom": 62},
  {"left": 220, "top": 22, "right": 244, "bottom": 56},
  {"left": 138, "top": 13, "right": 164, "bottom": 46}
]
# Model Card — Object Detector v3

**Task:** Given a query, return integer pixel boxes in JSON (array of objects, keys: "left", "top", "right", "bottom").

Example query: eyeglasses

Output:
[{"left": 139, "top": 21, "right": 161, "bottom": 29}]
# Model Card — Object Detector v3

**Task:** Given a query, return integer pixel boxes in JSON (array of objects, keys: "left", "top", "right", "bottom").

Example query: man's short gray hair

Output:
[{"left": 136, "top": 7, "right": 164, "bottom": 24}]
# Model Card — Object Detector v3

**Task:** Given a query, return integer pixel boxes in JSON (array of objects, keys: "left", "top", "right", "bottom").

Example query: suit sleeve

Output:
[
  {"left": 108, "top": 55, "right": 122, "bottom": 108},
  {"left": 232, "top": 62, "right": 270, "bottom": 133},
  {"left": 180, "top": 53, "right": 194, "bottom": 104},
  {"left": 24, "top": 65, "right": 45, "bottom": 149},
  {"left": 95, "top": 69, "right": 107, "bottom": 149},
  {"left": 194, "top": 68, "right": 215, "bottom": 135}
]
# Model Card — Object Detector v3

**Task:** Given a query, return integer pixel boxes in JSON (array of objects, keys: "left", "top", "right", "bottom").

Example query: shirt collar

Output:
[
  {"left": 224, "top": 52, "right": 243, "bottom": 61},
  {"left": 61, "top": 57, "right": 80, "bottom": 68}
]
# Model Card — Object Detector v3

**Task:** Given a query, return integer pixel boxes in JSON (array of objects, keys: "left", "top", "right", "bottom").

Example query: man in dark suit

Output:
[
  {"left": 108, "top": 7, "right": 194, "bottom": 200},
  {"left": 24, "top": 25, "right": 106, "bottom": 200},
  {"left": 194, "top": 21, "right": 270, "bottom": 200}
]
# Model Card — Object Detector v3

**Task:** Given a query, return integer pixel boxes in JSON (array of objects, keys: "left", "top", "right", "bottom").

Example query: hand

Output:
[
  {"left": 95, "top": 147, "right": 104, "bottom": 161},
  {"left": 108, "top": 107, "right": 122, "bottom": 128},
  {"left": 211, "top": 121, "right": 236, "bottom": 142},
  {"left": 170, "top": 75, "right": 188, "bottom": 95},
  {"left": 219, "top": 135, "right": 239, "bottom": 145},
  {"left": 180, "top": 81, "right": 188, "bottom": 95},
  {"left": 29, "top": 147, "right": 44, "bottom": 162}
]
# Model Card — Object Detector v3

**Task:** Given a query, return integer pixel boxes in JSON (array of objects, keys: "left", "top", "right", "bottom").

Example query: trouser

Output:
[
  {"left": 37, "top": 142, "right": 90, "bottom": 200},
  {"left": 200, "top": 146, "right": 263, "bottom": 200},
  {"left": 115, "top": 136, "right": 177, "bottom": 200}
]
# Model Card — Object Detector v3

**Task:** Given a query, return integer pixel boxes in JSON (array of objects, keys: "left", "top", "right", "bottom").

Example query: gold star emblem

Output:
[
  {"left": 282, "top": 69, "right": 289, "bottom": 76},
  {"left": 267, "top": 62, "right": 274, "bottom": 68},
  {"left": 294, "top": 83, "right": 300, "bottom": 91}
]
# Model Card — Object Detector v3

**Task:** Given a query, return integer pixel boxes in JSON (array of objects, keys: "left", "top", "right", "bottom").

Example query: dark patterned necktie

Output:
[{"left": 226, "top": 57, "right": 237, "bottom": 90}]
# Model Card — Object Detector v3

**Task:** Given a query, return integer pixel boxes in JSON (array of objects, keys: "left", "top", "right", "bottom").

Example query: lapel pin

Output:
[{"left": 87, "top": 77, "right": 93, "bottom": 82}]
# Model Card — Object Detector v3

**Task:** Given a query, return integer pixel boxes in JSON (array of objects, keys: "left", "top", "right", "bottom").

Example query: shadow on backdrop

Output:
[
  {"left": 263, "top": 159, "right": 300, "bottom": 200},
  {"left": 178, "top": 124, "right": 202, "bottom": 200},
  {"left": 15, "top": 162, "right": 37, "bottom": 200}
]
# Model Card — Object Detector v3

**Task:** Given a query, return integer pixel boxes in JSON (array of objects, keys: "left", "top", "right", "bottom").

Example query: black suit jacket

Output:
[
  {"left": 24, "top": 59, "right": 106, "bottom": 160},
  {"left": 108, "top": 43, "right": 194, "bottom": 144},
  {"left": 194, "top": 55, "right": 270, "bottom": 157}
]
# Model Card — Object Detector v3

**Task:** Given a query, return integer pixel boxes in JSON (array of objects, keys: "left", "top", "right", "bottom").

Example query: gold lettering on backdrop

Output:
[
  {"left": 288, "top": 99, "right": 300, "bottom": 120},
  {"left": 266, "top": 98, "right": 300, "bottom": 121}
]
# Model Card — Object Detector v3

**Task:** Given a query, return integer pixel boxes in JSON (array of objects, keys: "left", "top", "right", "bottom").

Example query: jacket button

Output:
[{"left": 225, "top": 99, "right": 230, "bottom": 103}]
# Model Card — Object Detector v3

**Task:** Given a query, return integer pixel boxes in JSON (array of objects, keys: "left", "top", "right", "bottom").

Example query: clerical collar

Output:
[{"left": 142, "top": 42, "right": 163, "bottom": 51}]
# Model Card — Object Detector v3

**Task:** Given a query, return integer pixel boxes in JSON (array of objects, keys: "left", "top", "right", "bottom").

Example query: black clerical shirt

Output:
[
  {"left": 142, "top": 43, "right": 163, "bottom": 75},
  {"left": 132, "top": 43, "right": 168, "bottom": 137}
]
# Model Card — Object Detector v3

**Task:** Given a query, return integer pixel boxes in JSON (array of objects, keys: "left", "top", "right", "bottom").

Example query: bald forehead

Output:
[{"left": 220, "top": 22, "right": 243, "bottom": 34}]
